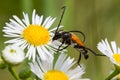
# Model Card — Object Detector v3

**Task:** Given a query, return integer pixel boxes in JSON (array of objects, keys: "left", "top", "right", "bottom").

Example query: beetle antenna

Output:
[{"left": 55, "top": 6, "right": 66, "bottom": 34}]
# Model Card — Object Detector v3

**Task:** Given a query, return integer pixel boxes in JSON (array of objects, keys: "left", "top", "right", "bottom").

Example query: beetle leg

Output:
[
  {"left": 77, "top": 52, "right": 82, "bottom": 67},
  {"left": 86, "top": 48, "right": 105, "bottom": 56},
  {"left": 58, "top": 44, "right": 70, "bottom": 51},
  {"left": 57, "top": 39, "right": 65, "bottom": 52}
]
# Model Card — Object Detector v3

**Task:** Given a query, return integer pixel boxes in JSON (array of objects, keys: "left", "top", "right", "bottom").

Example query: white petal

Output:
[
  {"left": 32, "top": 9, "right": 36, "bottom": 24},
  {"left": 42, "top": 16, "right": 51, "bottom": 27},
  {"left": 38, "top": 15, "right": 43, "bottom": 25},
  {"left": 118, "top": 48, "right": 120, "bottom": 53},
  {"left": 104, "top": 38, "right": 113, "bottom": 55},
  {"left": 67, "top": 66, "right": 85, "bottom": 79},
  {"left": 10, "top": 19, "right": 25, "bottom": 30},
  {"left": 35, "top": 14, "right": 40, "bottom": 25},
  {"left": 4, "top": 23, "right": 23, "bottom": 33},
  {"left": 29, "top": 62, "right": 43, "bottom": 79},
  {"left": 22, "top": 12, "right": 30, "bottom": 26},
  {"left": 36, "top": 46, "right": 46, "bottom": 61},
  {"left": 36, "top": 56, "right": 47, "bottom": 72},
  {"left": 60, "top": 57, "right": 75, "bottom": 72},
  {"left": 54, "top": 53, "right": 67, "bottom": 69},
  {"left": 5, "top": 38, "right": 22, "bottom": 44},
  {"left": 13, "top": 15, "right": 25, "bottom": 28},
  {"left": 111, "top": 41, "right": 117, "bottom": 54},
  {"left": 97, "top": 38, "right": 113, "bottom": 57},
  {"left": 45, "top": 18, "right": 56, "bottom": 29},
  {"left": 26, "top": 45, "right": 36, "bottom": 61}
]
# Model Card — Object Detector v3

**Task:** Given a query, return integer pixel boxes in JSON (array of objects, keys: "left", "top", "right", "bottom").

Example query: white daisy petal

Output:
[
  {"left": 54, "top": 53, "right": 67, "bottom": 69},
  {"left": 3, "top": 29, "right": 21, "bottom": 35},
  {"left": 29, "top": 53, "right": 88, "bottom": 80},
  {"left": 12, "top": 39, "right": 26, "bottom": 48},
  {"left": 42, "top": 16, "right": 51, "bottom": 27},
  {"left": 31, "top": 46, "right": 36, "bottom": 62},
  {"left": 4, "top": 23, "right": 23, "bottom": 32},
  {"left": 60, "top": 57, "right": 73, "bottom": 71},
  {"left": 35, "top": 14, "right": 40, "bottom": 25},
  {"left": 38, "top": 15, "right": 43, "bottom": 25},
  {"left": 118, "top": 48, "right": 120, "bottom": 53},
  {"left": 41, "top": 46, "right": 53, "bottom": 57},
  {"left": 36, "top": 46, "right": 46, "bottom": 61},
  {"left": 22, "top": 12, "right": 30, "bottom": 26},
  {"left": 5, "top": 38, "right": 22, "bottom": 44},
  {"left": 97, "top": 38, "right": 120, "bottom": 66},
  {"left": 44, "top": 45, "right": 56, "bottom": 53},
  {"left": 13, "top": 15, "right": 26, "bottom": 28},
  {"left": 45, "top": 18, "right": 56, "bottom": 29},
  {"left": 32, "top": 9, "right": 36, "bottom": 24},
  {"left": 104, "top": 38, "right": 113, "bottom": 55},
  {"left": 111, "top": 41, "right": 117, "bottom": 54},
  {"left": 20, "top": 41, "right": 28, "bottom": 50},
  {"left": 36, "top": 56, "right": 47, "bottom": 72},
  {"left": 4, "top": 33, "right": 21, "bottom": 37},
  {"left": 26, "top": 45, "right": 35, "bottom": 61},
  {"left": 29, "top": 62, "right": 43, "bottom": 78},
  {"left": 10, "top": 19, "right": 25, "bottom": 30},
  {"left": 97, "top": 39, "right": 112, "bottom": 57}
]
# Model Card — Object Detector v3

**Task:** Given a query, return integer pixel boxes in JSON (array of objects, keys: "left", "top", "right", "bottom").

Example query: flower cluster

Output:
[
  {"left": 1, "top": 10, "right": 90, "bottom": 80},
  {"left": 1, "top": 8, "right": 120, "bottom": 80}
]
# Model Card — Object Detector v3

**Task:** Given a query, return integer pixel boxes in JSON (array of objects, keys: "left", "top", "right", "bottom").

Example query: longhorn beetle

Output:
[{"left": 52, "top": 6, "right": 105, "bottom": 66}]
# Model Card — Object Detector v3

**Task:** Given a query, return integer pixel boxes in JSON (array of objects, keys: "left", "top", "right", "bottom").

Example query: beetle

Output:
[{"left": 52, "top": 6, "right": 105, "bottom": 66}]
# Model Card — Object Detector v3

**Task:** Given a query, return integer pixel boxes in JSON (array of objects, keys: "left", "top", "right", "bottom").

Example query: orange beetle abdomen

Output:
[{"left": 70, "top": 33, "right": 85, "bottom": 47}]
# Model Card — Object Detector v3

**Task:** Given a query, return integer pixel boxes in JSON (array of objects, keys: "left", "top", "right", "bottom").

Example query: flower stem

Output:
[
  {"left": 105, "top": 69, "right": 119, "bottom": 80},
  {"left": 105, "top": 64, "right": 120, "bottom": 80},
  {"left": 8, "top": 66, "right": 20, "bottom": 80}
]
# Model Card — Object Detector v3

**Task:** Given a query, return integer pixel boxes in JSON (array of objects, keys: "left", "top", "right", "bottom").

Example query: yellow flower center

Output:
[
  {"left": 22, "top": 25, "right": 50, "bottom": 46},
  {"left": 113, "top": 54, "right": 120, "bottom": 64},
  {"left": 44, "top": 70, "right": 69, "bottom": 80}
]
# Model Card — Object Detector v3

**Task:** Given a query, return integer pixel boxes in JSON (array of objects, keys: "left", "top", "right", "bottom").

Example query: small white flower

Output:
[
  {"left": 3, "top": 9, "right": 64, "bottom": 61},
  {"left": 2, "top": 45, "right": 25, "bottom": 65},
  {"left": 29, "top": 53, "right": 89, "bottom": 80},
  {"left": 97, "top": 38, "right": 120, "bottom": 66}
]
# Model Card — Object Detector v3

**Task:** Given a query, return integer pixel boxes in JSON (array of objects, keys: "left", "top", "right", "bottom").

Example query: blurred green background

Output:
[{"left": 0, "top": 0, "right": 120, "bottom": 80}]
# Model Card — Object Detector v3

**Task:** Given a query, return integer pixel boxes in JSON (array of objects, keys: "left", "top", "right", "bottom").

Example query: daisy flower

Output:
[
  {"left": 2, "top": 45, "right": 25, "bottom": 65},
  {"left": 97, "top": 38, "right": 120, "bottom": 66},
  {"left": 3, "top": 10, "right": 63, "bottom": 61},
  {"left": 29, "top": 53, "right": 89, "bottom": 80}
]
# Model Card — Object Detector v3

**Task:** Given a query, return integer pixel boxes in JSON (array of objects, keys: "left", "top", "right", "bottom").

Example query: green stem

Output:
[
  {"left": 105, "top": 69, "right": 119, "bottom": 80},
  {"left": 8, "top": 66, "right": 20, "bottom": 80},
  {"left": 105, "top": 64, "right": 120, "bottom": 80}
]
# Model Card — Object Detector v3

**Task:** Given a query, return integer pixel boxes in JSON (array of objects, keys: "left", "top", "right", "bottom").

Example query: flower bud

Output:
[{"left": 2, "top": 45, "right": 25, "bottom": 65}]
